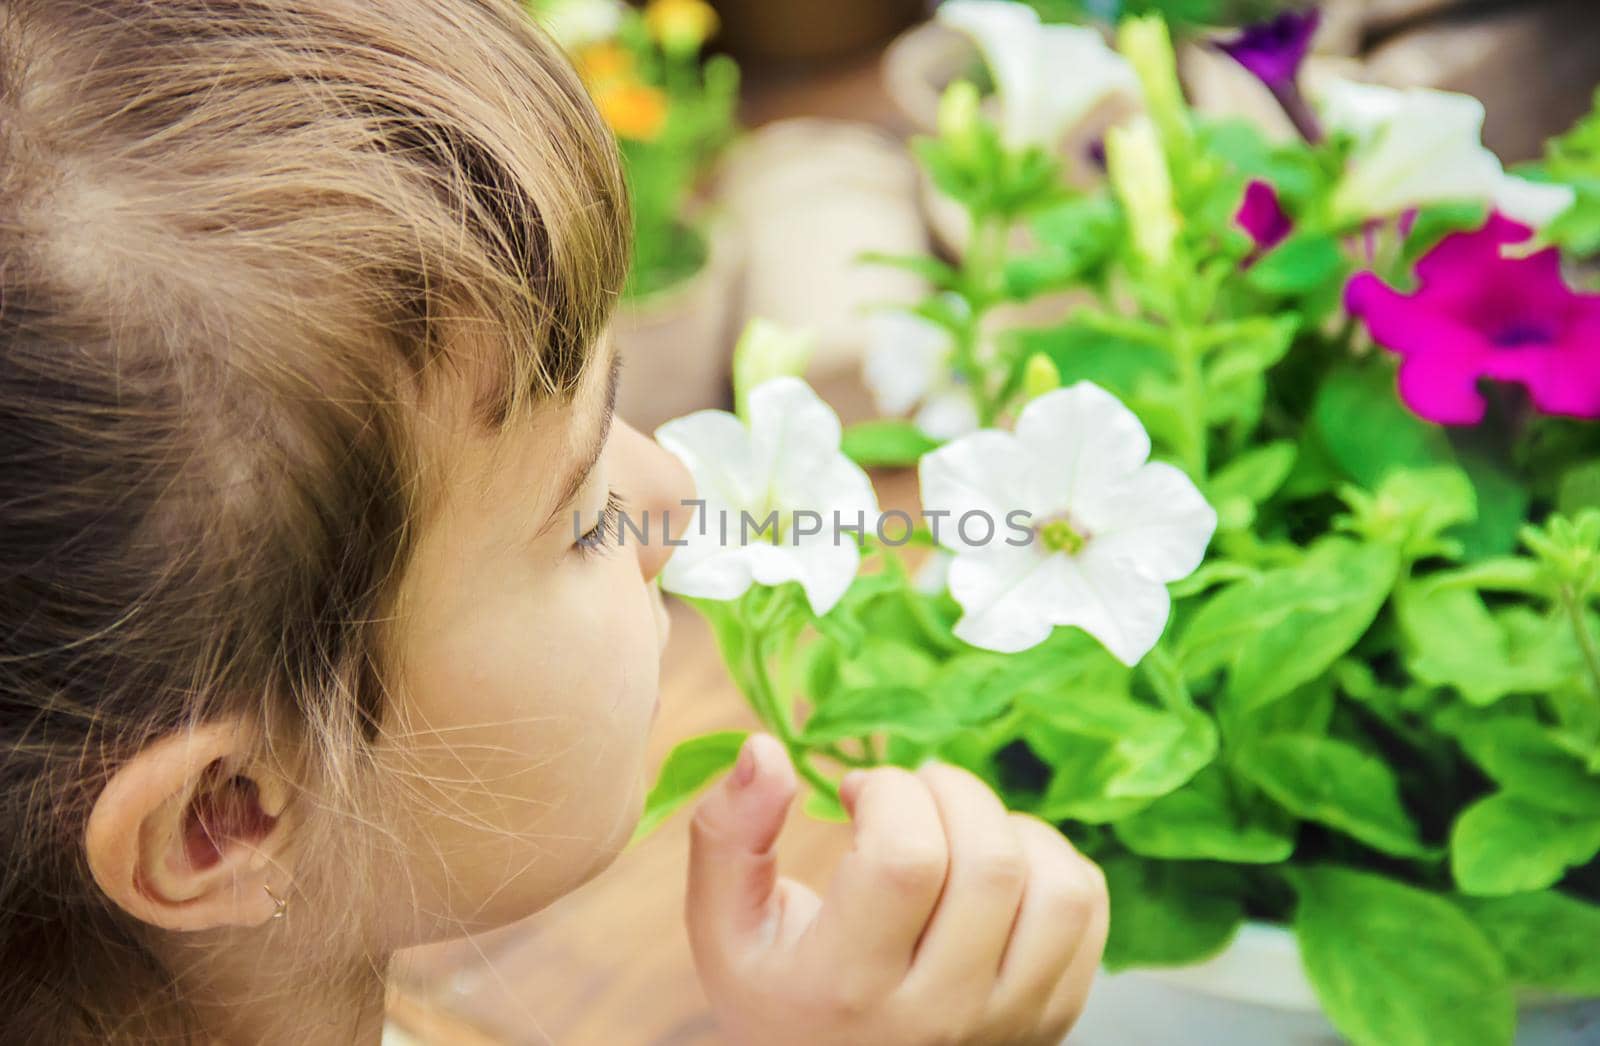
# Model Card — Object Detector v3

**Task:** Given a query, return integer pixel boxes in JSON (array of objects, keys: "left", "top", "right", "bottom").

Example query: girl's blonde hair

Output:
[{"left": 0, "top": 0, "right": 628, "bottom": 1039}]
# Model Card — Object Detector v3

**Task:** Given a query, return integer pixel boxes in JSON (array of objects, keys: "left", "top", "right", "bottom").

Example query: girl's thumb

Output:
[{"left": 685, "top": 733, "right": 796, "bottom": 955}]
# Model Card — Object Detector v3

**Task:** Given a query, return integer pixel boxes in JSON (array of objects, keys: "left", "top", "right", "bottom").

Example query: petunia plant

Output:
[{"left": 639, "top": 9, "right": 1600, "bottom": 1046}]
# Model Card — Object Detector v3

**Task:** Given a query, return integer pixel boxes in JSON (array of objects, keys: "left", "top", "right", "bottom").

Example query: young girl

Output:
[{"left": 0, "top": 1, "right": 1108, "bottom": 1042}]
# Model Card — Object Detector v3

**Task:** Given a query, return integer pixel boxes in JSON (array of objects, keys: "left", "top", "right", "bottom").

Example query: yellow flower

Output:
[
  {"left": 595, "top": 82, "right": 668, "bottom": 141},
  {"left": 577, "top": 41, "right": 634, "bottom": 86},
  {"left": 644, "top": 0, "right": 718, "bottom": 55}
]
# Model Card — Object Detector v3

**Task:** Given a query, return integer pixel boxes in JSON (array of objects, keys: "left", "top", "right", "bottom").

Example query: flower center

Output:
[
  {"left": 1492, "top": 321, "right": 1555, "bottom": 349},
  {"left": 1038, "top": 516, "right": 1089, "bottom": 555}
]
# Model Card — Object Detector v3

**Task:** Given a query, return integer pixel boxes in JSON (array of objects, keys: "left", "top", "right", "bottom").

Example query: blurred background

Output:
[{"left": 530, "top": 0, "right": 1600, "bottom": 436}]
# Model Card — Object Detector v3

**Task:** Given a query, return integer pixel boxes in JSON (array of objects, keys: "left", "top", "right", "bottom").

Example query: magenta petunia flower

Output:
[
  {"left": 1216, "top": 9, "right": 1323, "bottom": 142},
  {"left": 1237, "top": 180, "right": 1292, "bottom": 254},
  {"left": 1345, "top": 214, "right": 1600, "bottom": 425}
]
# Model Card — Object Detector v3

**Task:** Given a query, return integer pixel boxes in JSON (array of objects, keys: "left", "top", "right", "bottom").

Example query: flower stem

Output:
[
  {"left": 1270, "top": 82, "right": 1323, "bottom": 145},
  {"left": 1171, "top": 324, "right": 1209, "bottom": 480},
  {"left": 742, "top": 589, "right": 840, "bottom": 802},
  {"left": 1561, "top": 584, "right": 1600, "bottom": 700}
]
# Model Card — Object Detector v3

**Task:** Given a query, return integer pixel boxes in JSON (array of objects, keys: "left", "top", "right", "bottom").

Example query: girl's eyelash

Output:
[{"left": 573, "top": 491, "right": 625, "bottom": 557}]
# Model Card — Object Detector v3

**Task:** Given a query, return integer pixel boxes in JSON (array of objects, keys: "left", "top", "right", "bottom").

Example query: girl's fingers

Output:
[
  {"left": 1041, "top": 852, "right": 1110, "bottom": 1037},
  {"left": 798, "top": 766, "right": 950, "bottom": 993},
  {"left": 898, "top": 764, "right": 1028, "bottom": 1011},
  {"left": 987, "top": 815, "right": 1106, "bottom": 1030},
  {"left": 685, "top": 734, "right": 798, "bottom": 966}
]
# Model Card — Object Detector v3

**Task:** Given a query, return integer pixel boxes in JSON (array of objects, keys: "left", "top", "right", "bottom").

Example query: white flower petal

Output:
[
  {"left": 1021, "top": 24, "right": 1138, "bottom": 149},
  {"left": 914, "top": 388, "right": 981, "bottom": 440},
  {"left": 938, "top": 0, "right": 1133, "bottom": 150},
  {"left": 863, "top": 312, "right": 950, "bottom": 415},
  {"left": 1013, "top": 382, "right": 1151, "bottom": 518},
  {"left": 919, "top": 429, "right": 1036, "bottom": 550},
  {"left": 947, "top": 543, "right": 1171, "bottom": 663},
  {"left": 1067, "top": 547, "right": 1172, "bottom": 665},
  {"left": 780, "top": 454, "right": 880, "bottom": 528},
  {"left": 948, "top": 543, "right": 1060, "bottom": 653},
  {"left": 660, "top": 526, "right": 757, "bottom": 603},
  {"left": 1319, "top": 79, "right": 1507, "bottom": 220},
  {"left": 913, "top": 549, "right": 953, "bottom": 595},
  {"left": 1494, "top": 176, "right": 1577, "bottom": 229},
  {"left": 1081, "top": 461, "right": 1217, "bottom": 583},
  {"left": 1316, "top": 78, "right": 1406, "bottom": 139},
  {"left": 747, "top": 377, "right": 846, "bottom": 491},
  {"left": 747, "top": 534, "right": 862, "bottom": 616},
  {"left": 655, "top": 410, "right": 762, "bottom": 509}
]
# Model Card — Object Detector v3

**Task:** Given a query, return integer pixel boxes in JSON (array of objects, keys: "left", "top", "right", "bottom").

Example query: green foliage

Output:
[
  {"left": 654, "top": 16, "right": 1600, "bottom": 1040},
  {"left": 1292, "top": 867, "right": 1516, "bottom": 1046},
  {"left": 839, "top": 420, "right": 942, "bottom": 468},
  {"left": 1102, "top": 856, "right": 1243, "bottom": 970},
  {"left": 1533, "top": 86, "right": 1600, "bottom": 258},
  {"left": 634, "top": 731, "right": 748, "bottom": 840}
]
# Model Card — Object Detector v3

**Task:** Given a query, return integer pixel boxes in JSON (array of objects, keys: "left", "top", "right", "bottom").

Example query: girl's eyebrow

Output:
[{"left": 540, "top": 352, "right": 622, "bottom": 534}]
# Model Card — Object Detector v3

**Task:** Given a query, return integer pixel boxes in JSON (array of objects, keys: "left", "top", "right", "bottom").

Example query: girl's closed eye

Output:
[{"left": 573, "top": 491, "right": 625, "bottom": 557}]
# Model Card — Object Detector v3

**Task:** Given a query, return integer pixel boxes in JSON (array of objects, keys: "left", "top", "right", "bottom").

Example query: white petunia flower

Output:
[
  {"left": 656, "top": 378, "right": 878, "bottom": 616},
  {"left": 530, "top": 0, "right": 626, "bottom": 50},
  {"left": 919, "top": 382, "right": 1216, "bottom": 663},
  {"left": 937, "top": 0, "right": 1139, "bottom": 152},
  {"left": 1493, "top": 176, "right": 1578, "bottom": 230},
  {"left": 1318, "top": 79, "right": 1573, "bottom": 228},
  {"left": 862, "top": 311, "right": 981, "bottom": 441}
]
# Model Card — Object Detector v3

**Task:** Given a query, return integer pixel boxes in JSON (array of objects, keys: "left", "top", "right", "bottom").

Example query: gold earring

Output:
[{"left": 263, "top": 883, "right": 289, "bottom": 920}]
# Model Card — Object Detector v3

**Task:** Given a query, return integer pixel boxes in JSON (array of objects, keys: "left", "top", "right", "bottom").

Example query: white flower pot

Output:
[
  {"left": 611, "top": 219, "right": 743, "bottom": 433},
  {"left": 1069, "top": 922, "right": 1600, "bottom": 1045}
]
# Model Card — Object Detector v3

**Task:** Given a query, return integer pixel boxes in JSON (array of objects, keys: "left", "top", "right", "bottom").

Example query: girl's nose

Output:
[{"left": 611, "top": 419, "right": 695, "bottom": 583}]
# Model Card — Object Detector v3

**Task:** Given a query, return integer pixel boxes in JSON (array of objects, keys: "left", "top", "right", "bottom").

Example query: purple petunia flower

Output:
[
  {"left": 1237, "top": 180, "right": 1292, "bottom": 254},
  {"left": 1345, "top": 214, "right": 1600, "bottom": 426},
  {"left": 1216, "top": 9, "right": 1323, "bottom": 142}
]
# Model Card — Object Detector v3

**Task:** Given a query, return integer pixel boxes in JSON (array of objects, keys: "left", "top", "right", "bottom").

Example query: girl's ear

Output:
[{"left": 84, "top": 718, "right": 298, "bottom": 932}]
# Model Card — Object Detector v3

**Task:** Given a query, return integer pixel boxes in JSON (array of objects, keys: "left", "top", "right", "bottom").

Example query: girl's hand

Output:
[{"left": 684, "top": 734, "right": 1108, "bottom": 1046}]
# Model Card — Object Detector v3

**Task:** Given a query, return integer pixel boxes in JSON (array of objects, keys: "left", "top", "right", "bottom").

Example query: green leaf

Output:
[
  {"left": 1031, "top": 731, "right": 1153, "bottom": 823},
  {"left": 1402, "top": 201, "right": 1492, "bottom": 264},
  {"left": 840, "top": 420, "right": 941, "bottom": 468},
  {"left": 1398, "top": 586, "right": 1575, "bottom": 705},
  {"left": 1292, "top": 866, "right": 1514, "bottom": 1046},
  {"left": 635, "top": 731, "right": 748, "bottom": 841},
  {"left": 1203, "top": 438, "right": 1292, "bottom": 534},
  {"left": 1559, "top": 460, "right": 1600, "bottom": 515},
  {"left": 1023, "top": 693, "right": 1217, "bottom": 802},
  {"left": 857, "top": 251, "right": 963, "bottom": 292},
  {"left": 803, "top": 785, "right": 851, "bottom": 823},
  {"left": 1452, "top": 717, "right": 1600, "bottom": 815},
  {"left": 1181, "top": 540, "right": 1398, "bottom": 712},
  {"left": 1113, "top": 766, "right": 1295, "bottom": 863},
  {"left": 1234, "top": 735, "right": 1430, "bottom": 858},
  {"left": 932, "top": 629, "right": 1132, "bottom": 725},
  {"left": 1245, "top": 232, "right": 1344, "bottom": 295},
  {"left": 1101, "top": 856, "right": 1243, "bottom": 971},
  {"left": 1450, "top": 793, "right": 1600, "bottom": 896},
  {"left": 1209, "top": 440, "right": 1297, "bottom": 508},
  {"left": 1314, "top": 365, "right": 1454, "bottom": 489},
  {"left": 1453, "top": 450, "right": 1529, "bottom": 561},
  {"left": 803, "top": 686, "right": 956, "bottom": 745},
  {"left": 1014, "top": 318, "right": 1174, "bottom": 404},
  {"left": 1459, "top": 890, "right": 1600, "bottom": 994}
]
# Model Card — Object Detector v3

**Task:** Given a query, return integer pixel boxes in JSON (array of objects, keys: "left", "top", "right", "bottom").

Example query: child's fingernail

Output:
[{"left": 732, "top": 738, "right": 759, "bottom": 789}]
